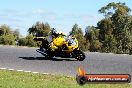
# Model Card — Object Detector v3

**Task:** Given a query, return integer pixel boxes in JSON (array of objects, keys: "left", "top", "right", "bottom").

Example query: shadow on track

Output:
[{"left": 19, "top": 57, "right": 77, "bottom": 61}]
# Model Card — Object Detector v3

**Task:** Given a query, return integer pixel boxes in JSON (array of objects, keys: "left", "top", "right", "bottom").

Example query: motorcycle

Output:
[{"left": 34, "top": 32, "right": 85, "bottom": 61}]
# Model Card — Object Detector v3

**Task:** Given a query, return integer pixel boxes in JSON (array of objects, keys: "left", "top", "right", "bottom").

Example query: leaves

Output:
[
  {"left": 28, "top": 22, "right": 51, "bottom": 37},
  {"left": 0, "top": 25, "right": 19, "bottom": 45},
  {"left": 85, "top": 26, "right": 101, "bottom": 52},
  {"left": 69, "top": 24, "right": 89, "bottom": 51},
  {"left": 97, "top": 2, "right": 132, "bottom": 54},
  {"left": 98, "top": 2, "right": 131, "bottom": 17}
]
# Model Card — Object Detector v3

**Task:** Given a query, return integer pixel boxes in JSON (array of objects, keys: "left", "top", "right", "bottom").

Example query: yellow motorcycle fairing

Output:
[
  {"left": 50, "top": 36, "right": 79, "bottom": 53},
  {"left": 50, "top": 44, "right": 58, "bottom": 51},
  {"left": 49, "top": 36, "right": 65, "bottom": 51},
  {"left": 52, "top": 36, "right": 65, "bottom": 47},
  {"left": 65, "top": 38, "right": 79, "bottom": 53}
]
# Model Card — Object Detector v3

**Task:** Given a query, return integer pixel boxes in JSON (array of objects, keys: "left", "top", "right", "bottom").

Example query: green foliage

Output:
[
  {"left": 101, "top": 35, "right": 117, "bottom": 53},
  {"left": 18, "top": 38, "right": 27, "bottom": 46},
  {"left": 28, "top": 22, "right": 51, "bottom": 37},
  {"left": 27, "top": 21, "right": 51, "bottom": 47},
  {"left": 0, "top": 25, "right": 11, "bottom": 36},
  {"left": 26, "top": 34, "right": 37, "bottom": 47},
  {"left": 69, "top": 24, "right": 89, "bottom": 51},
  {"left": 69, "top": 24, "right": 82, "bottom": 36},
  {"left": 97, "top": 18, "right": 113, "bottom": 41},
  {"left": 85, "top": 26, "right": 101, "bottom": 52},
  {"left": 98, "top": 2, "right": 131, "bottom": 17},
  {"left": 97, "top": 18, "right": 117, "bottom": 53},
  {"left": 18, "top": 34, "right": 37, "bottom": 47},
  {"left": 0, "top": 25, "right": 18, "bottom": 45},
  {"left": 0, "top": 34, "right": 16, "bottom": 45},
  {"left": 97, "top": 2, "right": 132, "bottom": 54},
  {"left": 13, "top": 29, "right": 20, "bottom": 41}
]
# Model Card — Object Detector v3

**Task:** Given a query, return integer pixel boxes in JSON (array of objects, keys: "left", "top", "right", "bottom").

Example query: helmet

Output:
[
  {"left": 51, "top": 28, "right": 58, "bottom": 35},
  {"left": 60, "top": 32, "right": 66, "bottom": 36},
  {"left": 51, "top": 28, "right": 66, "bottom": 37}
]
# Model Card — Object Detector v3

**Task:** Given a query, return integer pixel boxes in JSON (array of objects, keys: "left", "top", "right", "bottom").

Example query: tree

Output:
[
  {"left": 0, "top": 24, "right": 11, "bottom": 36},
  {"left": 18, "top": 38, "right": 27, "bottom": 46},
  {"left": 98, "top": 2, "right": 132, "bottom": 54},
  {"left": 13, "top": 29, "right": 20, "bottom": 41},
  {"left": 97, "top": 18, "right": 117, "bottom": 53},
  {"left": 69, "top": 24, "right": 89, "bottom": 51},
  {"left": 0, "top": 34, "right": 16, "bottom": 45},
  {"left": 0, "top": 25, "right": 16, "bottom": 45},
  {"left": 0, "top": 28, "right": 4, "bottom": 36},
  {"left": 69, "top": 24, "right": 80, "bottom": 36},
  {"left": 98, "top": 2, "right": 131, "bottom": 17},
  {"left": 97, "top": 18, "right": 113, "bottom": 41},
  {"left": 28, "top": 22, "right": 51, "bottom": 37},
  {"left": 18, "top": 34, "right": 37, "bottom": 47},
  {"left": 25, "top": 34, "right": 37, "bottom": 47},
  {"left": 85, "top": 26, "right": 101, "bottom": 52}
]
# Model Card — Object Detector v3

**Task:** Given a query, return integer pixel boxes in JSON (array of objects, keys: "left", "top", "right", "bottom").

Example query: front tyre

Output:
[{"left": 74, "top": 50, "right": 85, "bottom": 61}]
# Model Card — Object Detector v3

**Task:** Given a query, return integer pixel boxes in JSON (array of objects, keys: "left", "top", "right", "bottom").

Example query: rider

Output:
[
  {"left": 47, "top": 28, "right": 59, "bottom": 46},
  {"left": 41, "top": 28, "right": 58, "bottom": 51},
  {"left": 40, "top": 28, "right": 66, "bottom": 51},
  {"left": 47, "top": 28, "right": 66, "bottom": 43}
]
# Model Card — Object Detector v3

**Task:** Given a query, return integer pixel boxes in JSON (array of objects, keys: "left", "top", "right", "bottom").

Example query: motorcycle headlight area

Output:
[{"left": 68, "top": 38, "right": 77, "bottom": 46}]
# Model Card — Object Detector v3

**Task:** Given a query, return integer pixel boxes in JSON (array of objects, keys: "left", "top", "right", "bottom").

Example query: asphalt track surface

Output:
[{"left": 0, "top": 45, "right": 132, "bottom": 77}]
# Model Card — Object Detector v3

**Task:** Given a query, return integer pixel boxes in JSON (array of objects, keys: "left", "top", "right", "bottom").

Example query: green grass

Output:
[{"left": 0, "top": 70, "right": 132, "bottom": 88}]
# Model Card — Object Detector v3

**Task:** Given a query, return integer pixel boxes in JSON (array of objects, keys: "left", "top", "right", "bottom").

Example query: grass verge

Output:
[{"left": 0, "top": 70, "right": 132, "bottom": 88}]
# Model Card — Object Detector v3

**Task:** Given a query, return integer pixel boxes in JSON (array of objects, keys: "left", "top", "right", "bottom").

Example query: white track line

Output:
[
  {"left": 0, "top": 68, "right": 41, "bottom": 74},
  {"left": 0, "top": 68, "right": 7, "bottom": 70},
  {"left": 42, "top": 73, "right": 49, "bottom": 75},
  {"left": 32, "top": 72, "right": 39, "bottom": 74},
  {"left": 0, "top": 68, "right": 73, "bottom": 78},
  {"left": 8, "top": 69, "right": 14, "bottom": 71},
  {"left": 24, "top": 71, "right": 31, "bottom": 73},
  {"left": 16, "top": 70, "right": 23, "bottom": 72}
]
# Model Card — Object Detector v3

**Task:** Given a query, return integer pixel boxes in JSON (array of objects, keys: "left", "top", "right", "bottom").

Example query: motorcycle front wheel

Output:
[{"left": 74, "top": 50, "right": 85, "bottom": 61}]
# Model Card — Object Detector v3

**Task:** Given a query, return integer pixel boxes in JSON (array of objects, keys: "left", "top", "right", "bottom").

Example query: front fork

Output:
[{"left": 71, "top": 48, "right": 79, "bottom": 56}]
